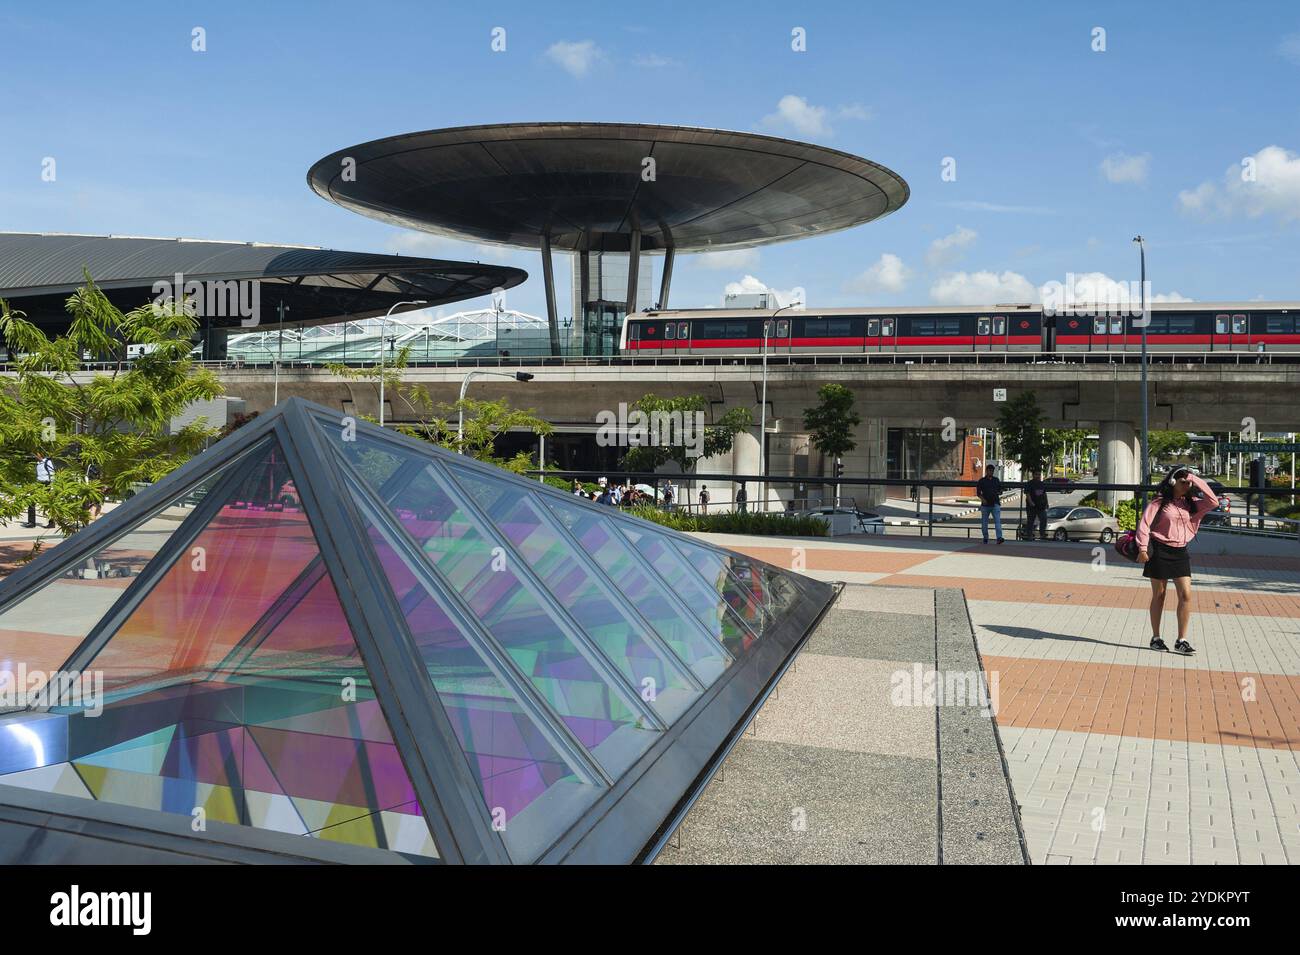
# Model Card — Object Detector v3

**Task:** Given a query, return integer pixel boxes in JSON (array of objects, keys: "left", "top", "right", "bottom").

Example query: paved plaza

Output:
[{"left": 685, "top": 529, "right": 1300, "bottom": 865}]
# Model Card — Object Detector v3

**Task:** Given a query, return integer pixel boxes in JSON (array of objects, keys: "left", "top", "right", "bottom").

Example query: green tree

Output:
[
  {"left": 619, "top": 394, "right": 753, "bottom": 474},
  {"left": 803, "top": 383, "right": 861, "bottom": 504},
  {"left": 996, "top": 391, "right": 1047, "bottom": 475},
  {"left": 1146, "top": 430, "right": 1191, "bottom": 473},
  {"left": 0, "top": 278, "right": 222, "bottom": 538},
  {"left": 328, "top": 351, "right": 551, "bottom": 473},
  {"left": 1044, "top": 427, "right": 1089, "bottom": 475}
]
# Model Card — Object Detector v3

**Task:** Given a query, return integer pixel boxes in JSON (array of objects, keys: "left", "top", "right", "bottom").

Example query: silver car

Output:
[{"left": 1043, "top": 505, "right": 1119, "bottom": 542}]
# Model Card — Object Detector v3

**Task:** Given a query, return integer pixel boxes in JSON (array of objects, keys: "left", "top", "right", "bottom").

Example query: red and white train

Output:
[{"left": 620, "top": 303, "right": 1300, "bottom": 356}]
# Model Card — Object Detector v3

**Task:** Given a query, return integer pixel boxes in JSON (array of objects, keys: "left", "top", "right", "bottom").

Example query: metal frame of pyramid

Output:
[{"left": 0, "top": 398, "right": 835, "bottom": 864}]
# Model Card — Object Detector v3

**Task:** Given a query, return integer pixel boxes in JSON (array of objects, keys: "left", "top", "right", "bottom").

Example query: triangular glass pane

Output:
[
  {"left": 0, "top": 437, "right": 439, "bottom": 859},
  {"left": 0, "top": 441, "right": 272, "bottom": 700},
  {"left": 450, "top": 467, "right": 700, "bottom": 720},
  {"left": 617, "top": 523, "right": 759, "bottom": 657},
  {"left": 544, "top": 497, "right": 730, "bottom": 684},
  {"left": 331, "top": 429, "right": 659, "bottom": 779},
  {"left": 671, "top": 538, "right": 776, "bottom": 635},
  {"left": 353, "top": 486, "right": 602, "bottom": 862}
]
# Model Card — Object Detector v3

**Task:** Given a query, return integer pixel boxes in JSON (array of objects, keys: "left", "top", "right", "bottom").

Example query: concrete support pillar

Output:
[
  {"left": 1098, "top": 420, "right": 1138, "bottom": 509},
  {"left": 658, "top": 246, "right": 674, "bottom": 310},
  {"left": 731, "top": 429, "right": 760, "bottom": 510},
  {"left": 540, "top": 233, "right": 560, "bottom": 356},
  {"left": 625, "top": 230, "right": 641, "bottom": 318}
]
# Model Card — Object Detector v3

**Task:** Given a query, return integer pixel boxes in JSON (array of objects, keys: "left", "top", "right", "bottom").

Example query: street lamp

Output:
[
  {"left": 758, "top": 301, "right": 801, "bottom": 512},
  {"left": 457, "top": 370, "right": 534, "bottom": 453},
  {"left": 378, "top": 300, "right": 427, "bottom": 427},
  {"left": 1132, "top": 236, "right": 1149, "bottom": 509}
]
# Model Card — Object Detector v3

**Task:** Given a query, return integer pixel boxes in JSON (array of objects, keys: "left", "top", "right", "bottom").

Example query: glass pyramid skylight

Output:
[{"left": 0, "top": 398, "right": 834, "bottom": 864}]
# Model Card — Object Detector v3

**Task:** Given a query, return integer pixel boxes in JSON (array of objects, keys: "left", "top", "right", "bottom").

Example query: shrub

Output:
[
  {"left": 624, "top": 505, "right": 829, "bottom": 537},
  {"left": 1114, "top": 498, "right": 1138, "bottom": 531}
]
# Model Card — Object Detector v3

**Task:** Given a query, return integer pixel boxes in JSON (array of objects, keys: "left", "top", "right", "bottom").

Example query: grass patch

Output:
[{"left": 625, "top": 505, "right": 829, "bottom": 537}]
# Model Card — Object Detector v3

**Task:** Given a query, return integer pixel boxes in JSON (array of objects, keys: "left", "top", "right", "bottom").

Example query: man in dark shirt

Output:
[
  {"left": 1025, "top": 469, "right": 1049, "bottom": 540},
  {"left": 975, "top": 464, "right": 1005, "bottom": 545}
]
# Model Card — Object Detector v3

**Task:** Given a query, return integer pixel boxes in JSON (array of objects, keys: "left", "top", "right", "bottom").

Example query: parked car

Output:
[
  {"left": 1044, "top": 477, "right": 1071, "bottom": 489},
  {"left": 1044, "top": 505, "right": 1119, "bottom": 542},
  {"left": 797, "top": 506, "right": 886, "bottom": 535}
]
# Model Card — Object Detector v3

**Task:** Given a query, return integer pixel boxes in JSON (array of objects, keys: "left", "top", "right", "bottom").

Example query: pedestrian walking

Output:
[
  {"left": 1137, "top": 467, "right": 1218, "bottom": 654},
  {"left": 1024, "top": 469, "right": 1049, "bottom": 540},
  {"left": 735, "top": 484, "right": 748, "bottom": 513},
  {"left": 975, "top": 464, "right": 1005, "bottom": 545}
]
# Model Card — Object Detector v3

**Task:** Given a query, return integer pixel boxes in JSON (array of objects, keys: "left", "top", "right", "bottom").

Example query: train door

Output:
[
  {"left": 1042, "top": 313, "right": 1056, "bottom": 353},
  {"left": 880, "top": 316, "right": 897, "bottom": 354},
  {"left": 768, "top": 315, "right": 792, "bottom": 355},
  {"left": 975, "top": 315, "right": 991, "bottom": 351},
  {"left": 866, "top": 317, "right": 881, "bottom": 352},
  {"left": 676, "top": 320, "right": 691, "bottom": 355}
]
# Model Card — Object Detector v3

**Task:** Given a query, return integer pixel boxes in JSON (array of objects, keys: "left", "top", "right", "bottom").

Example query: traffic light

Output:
[{"left": 834, "top": 458, "right": 845, "bottom": 479}]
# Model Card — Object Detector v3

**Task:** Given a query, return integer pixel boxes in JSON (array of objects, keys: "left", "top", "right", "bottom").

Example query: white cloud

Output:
[
  {"left": 846, "top": 253, "right": 910, "bottom": 294},
  {"left": 1039, "top": 272, "right": 1191, "bottom": 311},
  {"left": 1100, "top": 152, "right": 1151, "bottom": 184},
  {"left": 758, "top": 95, "right": 871, "bottom": 137},
  {"left": 761, "top": 95, "right": 830, "bottom": 137},
  {"left": 696, "top": 248, "right": 760, "bottom": 270},
  {"left": 723, "top": 274, "right": 804, "bottom": 306},
  {"left": 930, "top": 270, "right": 1037, "bottom": 305},
  {"left": 545, "top": 40, "right": 604, "bottom": 77},
  {"left": 1178, "top": 145, "right": 1300, "bottom": 221},
  {"left": 926, "top": 226, "right": 977, "bottom": 268},
  {"left": 1280, "top": 33, "right": 1300, "bottom": 64}
]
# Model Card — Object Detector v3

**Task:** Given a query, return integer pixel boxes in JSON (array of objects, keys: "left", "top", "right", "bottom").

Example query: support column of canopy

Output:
[
  {"left": 541, "top": 232, "right": 561, "bottom": 356},
  {"left": 657, "top": 246, "right": 674, "bottom": 309},
  {"left": 625, "top": 229, "right": 641, "bottom": 317}
]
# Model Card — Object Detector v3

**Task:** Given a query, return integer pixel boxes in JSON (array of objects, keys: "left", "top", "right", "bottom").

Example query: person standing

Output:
[
  {"left": 698, "top": 485, "right": 710, "bottom": 513},
  {"left": 735, "top": 484, "right": 748, "bottom": 513},
  {"left": 662, "top": 483, "right": 675, "bottom": 511},
  {"left": 1024, "top": 469, "right": 1049, "bottom": 540},
  {"left": 975, "top": 464, "right": 1005, "bottom": 545},
  {"left": 1137, "top": 467, "right": 1218, "bottom": 654},
  {"left": 23, "top": 452, "right": 56, "bottom": 529}
]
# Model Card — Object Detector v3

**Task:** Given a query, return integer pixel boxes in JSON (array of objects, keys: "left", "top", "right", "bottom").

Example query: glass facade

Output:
[{"left": 0, "top": 399, "right": 833, "bottom": 864}]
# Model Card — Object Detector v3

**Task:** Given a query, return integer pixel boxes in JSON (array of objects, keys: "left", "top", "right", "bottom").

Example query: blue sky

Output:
[{"left": 2, "top": 0, "right": 1298, "bottom": 321}]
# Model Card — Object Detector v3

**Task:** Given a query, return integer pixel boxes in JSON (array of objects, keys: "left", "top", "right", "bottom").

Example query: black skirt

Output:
[{"left": 1143, "top": 538, "right": 1192, "bottom": 580}]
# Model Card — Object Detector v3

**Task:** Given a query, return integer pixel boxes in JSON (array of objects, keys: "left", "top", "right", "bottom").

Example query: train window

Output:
[
  {"left": 1166, "top": 316, "right": 1195, "bottom": 334},
  {"left": 678, "top": 322, "right": 689, "bottom": 339},
  {"left": 763, "top": 320, "right": 772, "bottom": 338},
  {"left": 936, "top": 319, "right": 961, "bottom": 336},
  {"left": 881, "top": 318, "right": 895, "bottom": 336},
  {"left": 1214, "top": 314, "right": 1228, "bottom": 334},
  {"left": 803, "top": 318, "right": 854, "bottom": 337},
  {"left": 777, "top": 319, "right": 790, "bottom": 337},
  {"left": 629, "top": 323, "right": 641, "bottom": 340},
  {"left": 664, "top": 323, "right": 675, "bottom": 340},
  {"left": 993, "top": 316, "right": 1006, "bottom": 335},
  {"left": 1109, "top": 318, "right": 1124, "bottom": 335},
  {"left": 977, "top": 317, "right": 990, "bottom": 336},
  {"left": 1232, "top": 314, "right": 1247, "bottom": 335},
  {"left": 1266, "top": 315, "right": 1295, "bottom": 334},
  {"left": 867, "top": 318, "right": 881, "bottom": 337},
  {"left": 1093, "top": 318, "right": 1106, "bottom": 335},
  {"left": 913, "top": 319, "right": 935, "bottom": 336}
]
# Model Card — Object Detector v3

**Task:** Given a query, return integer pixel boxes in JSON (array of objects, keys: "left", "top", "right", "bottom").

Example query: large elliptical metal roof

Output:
[
  {"left": 307, "top": 122, "right": 910, "bottom": 254},
  {"left": 0, "top": 233, "right": 527, "bottom": 329}
]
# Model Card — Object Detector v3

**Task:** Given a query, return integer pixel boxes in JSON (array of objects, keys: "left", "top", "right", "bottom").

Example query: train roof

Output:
[{"left": 641, "top": 302, "right": 1300, "bottom": 319}]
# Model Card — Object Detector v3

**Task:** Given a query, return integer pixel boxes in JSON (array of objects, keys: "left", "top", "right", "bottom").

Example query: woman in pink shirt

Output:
[{"left": 1136, "top": 467, "right": 1218, "bottom": 654}]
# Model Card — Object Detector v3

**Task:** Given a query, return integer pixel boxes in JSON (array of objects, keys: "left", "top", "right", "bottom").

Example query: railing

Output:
[
  {"left": 4, "top": 350, "right": 1297, "bottom": 375},
  {"left": 534, "top": 470, "right": 1300, "bottom": 543}
]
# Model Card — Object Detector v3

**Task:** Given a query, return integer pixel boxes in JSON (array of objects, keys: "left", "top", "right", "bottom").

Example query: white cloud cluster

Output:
[
  {"left": 926, "top": 226, "right": 977, "bottom": 268},
  {"left": 929, "top": 271, "right": 1037, "bottom": 305},
  {"left": 759, "top": 95, "right": 872, "bottom": 137},
  {"left": 843, "top": 253, "right": 909, "bottom": 295},
  {"left": 1178, "top": 145, "right": 1300, "bottom": 222},
  {"left": 546, "top": 40, "right": 603, "bottom": 77},
  {"left": 1100, "top": 152, "right": 1150, "bottom": 184},
  {"left": 723, "top": 274, "right": 803, "bottom": 306}
]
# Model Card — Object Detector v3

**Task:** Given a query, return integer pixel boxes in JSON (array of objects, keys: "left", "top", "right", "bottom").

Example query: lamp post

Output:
[
  {"left": 457, "top": 370, "right": 534, "bottom": 453},
  {"left": 1133, "top": 236, "right": 1149, "bottom": 509},
  {"left": 758, "top": 301, "right": 800, "bottom": 512},
  {"left": 378, "top": 300, "right": 427, "bottom": 427}
]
